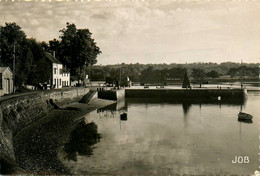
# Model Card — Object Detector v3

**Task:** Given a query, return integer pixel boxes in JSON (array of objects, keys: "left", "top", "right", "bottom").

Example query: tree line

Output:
[
  {"left": 88, "top": 63, "right": 259, "bottom": 84},
  {"left": 0, "top": 22, "right": 101, "bottom": 89}
]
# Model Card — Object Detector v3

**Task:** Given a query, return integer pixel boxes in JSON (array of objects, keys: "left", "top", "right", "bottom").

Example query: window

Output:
[
  {"left": 0, "top": 73, "right": 2, "bottom": 90},
  {"left": 54, "top": 68, "right": 57, "bottom": 74},
  {"left": 60, "top": 69, "right": 63, "bottom": 75}
]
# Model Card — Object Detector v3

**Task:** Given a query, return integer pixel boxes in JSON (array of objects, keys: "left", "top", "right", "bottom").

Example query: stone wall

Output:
[
  {"left": 125, "top": 88, "right": 246, "bottom": 100},
  {"left": 0, "top": 88, "right": 89, "bottom": 173},
  {"left": 116, "top": 89, "right": 125, "bottom": 101},
  {"left": 98, "top": 89, "right": 125, "bottom": 101}
]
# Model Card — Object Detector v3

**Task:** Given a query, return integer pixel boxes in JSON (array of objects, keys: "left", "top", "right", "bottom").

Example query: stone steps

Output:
[{"left": 79, "top": 90, "right": 97, "bottom": 104}]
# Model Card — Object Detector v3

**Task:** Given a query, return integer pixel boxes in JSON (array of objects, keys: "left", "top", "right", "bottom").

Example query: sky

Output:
[{"left": 0, "top": 0, "right": 259, "bottom": 65}]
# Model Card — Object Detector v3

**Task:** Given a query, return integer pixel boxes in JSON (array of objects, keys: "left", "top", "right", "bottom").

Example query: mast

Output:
[{"left": 182, "top": 71, "right": 191, "bottom": 89}]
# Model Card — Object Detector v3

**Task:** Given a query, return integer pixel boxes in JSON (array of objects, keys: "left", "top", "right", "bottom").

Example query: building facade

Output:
[
  {"left": 0, "top": 67, "right": 13, "bottom": 96},
  {"left": 45, "top": 52, "right": 70, "bottom": 89},
  {"left": 52, "top": 62, "right": 70, "bottom": 89}
]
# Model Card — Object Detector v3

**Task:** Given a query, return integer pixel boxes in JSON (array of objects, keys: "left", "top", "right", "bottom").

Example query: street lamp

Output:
[
  {"left": 13, "top": 44, "right": 15, "bottom": 93},
  {"left": 119, "top": 66, "right": 122, "bottom": 87}
]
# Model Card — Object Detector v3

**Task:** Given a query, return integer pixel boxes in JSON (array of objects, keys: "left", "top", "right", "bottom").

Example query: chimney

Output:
[{"left": 53, "top": 51, "right": 55, "bottom": 58}]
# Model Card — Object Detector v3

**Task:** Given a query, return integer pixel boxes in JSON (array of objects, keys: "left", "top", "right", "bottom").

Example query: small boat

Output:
[
  {"left": 120, "top": 113, "right": 127, "bottom": 121},
  {"left": 238, "top": 118, "right": 253, "bottom": 124},
  {"left": 238, "top": 112, "right": 253, "bottom": 120}
]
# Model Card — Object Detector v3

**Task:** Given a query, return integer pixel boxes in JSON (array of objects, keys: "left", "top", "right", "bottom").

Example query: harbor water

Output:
[{"left": 59, "top": 91, "right": 260, "bottom": 175}]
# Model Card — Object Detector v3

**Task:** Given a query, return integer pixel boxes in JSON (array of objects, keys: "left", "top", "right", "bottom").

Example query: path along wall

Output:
[{"left": 0, "top": 88, "right": 89, "bottom": 173}]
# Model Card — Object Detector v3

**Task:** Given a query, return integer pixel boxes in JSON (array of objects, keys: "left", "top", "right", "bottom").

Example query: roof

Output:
[
  {"left": 0, "top": 67, "right": 12, "bottom": 73},
  {"left": 44, "top": 52, "right": 62, "bottom": 64}
]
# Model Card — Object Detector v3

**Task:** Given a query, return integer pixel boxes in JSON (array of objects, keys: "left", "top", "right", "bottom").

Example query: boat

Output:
[
  {"left": 237, "top": 118, "right": 253, "bottom": 124},
  {"left": 120, "top": 113, "right": 127, "bottom": 121},
  {"left": 238, "top": 112, "right": 253, "bottom": 120}
]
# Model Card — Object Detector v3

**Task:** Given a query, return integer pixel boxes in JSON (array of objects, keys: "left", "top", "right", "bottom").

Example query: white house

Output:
[
  {"left": 45, "top": 52, "right": 70, "bottom": 89},
  {"left": 0, "top": 67, "right": 13, "bottom": 96},
  {"left": 52, "top": 63, "right": 70, "bottom": 89}
]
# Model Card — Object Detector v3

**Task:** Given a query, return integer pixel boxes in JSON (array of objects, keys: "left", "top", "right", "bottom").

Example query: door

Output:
[{"left": 6, "top": 79, "right": 10, "bottom": 94}]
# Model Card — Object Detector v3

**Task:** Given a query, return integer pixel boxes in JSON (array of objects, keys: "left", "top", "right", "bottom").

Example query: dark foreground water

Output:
[{"left": 59, "top": 91, "right": 260, "bottom": 175}]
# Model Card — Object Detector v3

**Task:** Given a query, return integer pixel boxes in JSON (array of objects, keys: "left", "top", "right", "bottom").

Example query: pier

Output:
[
  {"left": 125, "top": 88, "right": 247, "bottom": 100},
  {"left": 97, "top": 87, "right": 247, "bottom": 101}
]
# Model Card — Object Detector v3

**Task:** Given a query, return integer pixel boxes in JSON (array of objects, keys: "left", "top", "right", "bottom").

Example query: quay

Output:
[
  {"left": 124, "top": 88, "right": 247, "bottom": 100},
  {"left": 97, "top": 87, "right": 247, "bottom": 101}
]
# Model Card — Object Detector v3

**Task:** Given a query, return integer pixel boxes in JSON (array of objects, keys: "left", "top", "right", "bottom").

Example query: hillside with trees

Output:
[{"left": 88, "top": 63, "right": 259, "bottom": 85}]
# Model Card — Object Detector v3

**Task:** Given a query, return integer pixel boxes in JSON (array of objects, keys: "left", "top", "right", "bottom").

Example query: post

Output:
[
  {"left": 13, "top": 44, "right": 15, "bottom": 93},
  {"left": 119, "top": 66, "right": 122, "bottom": 87},
  {"left": 89, "top": 60, "right": 91, "bottom": 80}
]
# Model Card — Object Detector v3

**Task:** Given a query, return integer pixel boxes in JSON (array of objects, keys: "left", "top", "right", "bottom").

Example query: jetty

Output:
[
  {"left": 97, "top": 87, "right": 247, "bottom": 101},
  {"left": 125, "top": 87, "right": 247, "bottom": 100}
]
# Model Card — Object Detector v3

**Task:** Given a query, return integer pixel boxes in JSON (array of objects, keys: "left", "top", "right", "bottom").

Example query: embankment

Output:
[
  {"left": 0, "top": 88, "right": 90, "bottom": 174},
  {"left": 98, "top": 89, "right": 125, "bottom": 101},
  {"left": 125, "top": 88, "right": 247, "bottom": 100}
]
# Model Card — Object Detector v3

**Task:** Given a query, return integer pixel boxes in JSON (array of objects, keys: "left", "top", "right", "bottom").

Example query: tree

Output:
[
  {"left": 26, "top": 38, "right": 51, "bottom": 86},
  {"left": 86, "top": 67, "right": 105, "bottom": 81},
  {"left": 0, "top": 23, "right": 54, "bottom": 88},
  {"left": 168, "top": 67, "right": 187, "bottom": 79},
  {"left": 192, "top": 68, "right": 206, "bottom": 82},
  {"left": 40, "top": 41, "right": 49, "bottom": 52},
  {"left": 156, "top": 68, "right": 168, "bottom": 84},
  {"left": 140, "top": 66, "right": 156, "bottom": 84},
  {"left": 206, "top": 70, "right": 219, "bottom": 78},
  {"left": 0, "top": 22, "right": 30, "bottom": 88},
  {"left": 0, "top": 23, "right": 27, "bottom": 67},
  {"left": 56, "top": 23, "right": 102, "bottom": 83},
  {"left": 227, "top": 66, "right": 259, "bottom": 78}
]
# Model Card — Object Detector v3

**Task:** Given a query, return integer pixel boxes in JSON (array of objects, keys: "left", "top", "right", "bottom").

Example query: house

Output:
[
  {"left": 0, "top": 67, "right": 13, "bottom": 96},
  {"left": 45, "top": 52, "right": 70, "bottom": 89}
]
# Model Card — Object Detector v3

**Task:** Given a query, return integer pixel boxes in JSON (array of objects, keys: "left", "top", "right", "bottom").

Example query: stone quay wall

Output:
[
  {"left": 98, "top": 89, "right": 125, "bottom": 101},
  {"left": 125, "top": 88, "right": 247, "bottom": 100}
]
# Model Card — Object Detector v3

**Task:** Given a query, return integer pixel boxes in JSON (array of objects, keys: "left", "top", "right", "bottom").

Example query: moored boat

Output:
[
  {"left": 120, "top": 113, "right": 127, "bottom": 121},
  {"left": 237, "top": 118, "right": 253, "bottom": 123},
  {"left": 238, "top": 112, "right": 253, "bottom": 120}
]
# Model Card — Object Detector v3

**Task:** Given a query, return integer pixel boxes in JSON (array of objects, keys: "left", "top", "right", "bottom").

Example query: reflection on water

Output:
[
  {"left": 98, "top": 100, "right": 127, "bottom": 112},
  {"left": 182, "top": 103, "right": 191, "bottom": 115},
  {"left": 60, "top": 92, "right": 260, "bottom": 175},
  {"left": 237, "top": 118, "right": 253, "bottom": 124},
  {"left": 97, "top": 100, "right": 128, "bottom": 120},
  {"left": 125, "top": 97, "right": 246, "bottom": 105},
  {"left": 62, "top": 121, "right": 101, "bottom": 162}
]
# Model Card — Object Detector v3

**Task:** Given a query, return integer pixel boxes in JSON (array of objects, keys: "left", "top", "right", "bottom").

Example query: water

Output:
[{"left": 60, "top": 91, "right": 260, "bottom": 175}]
